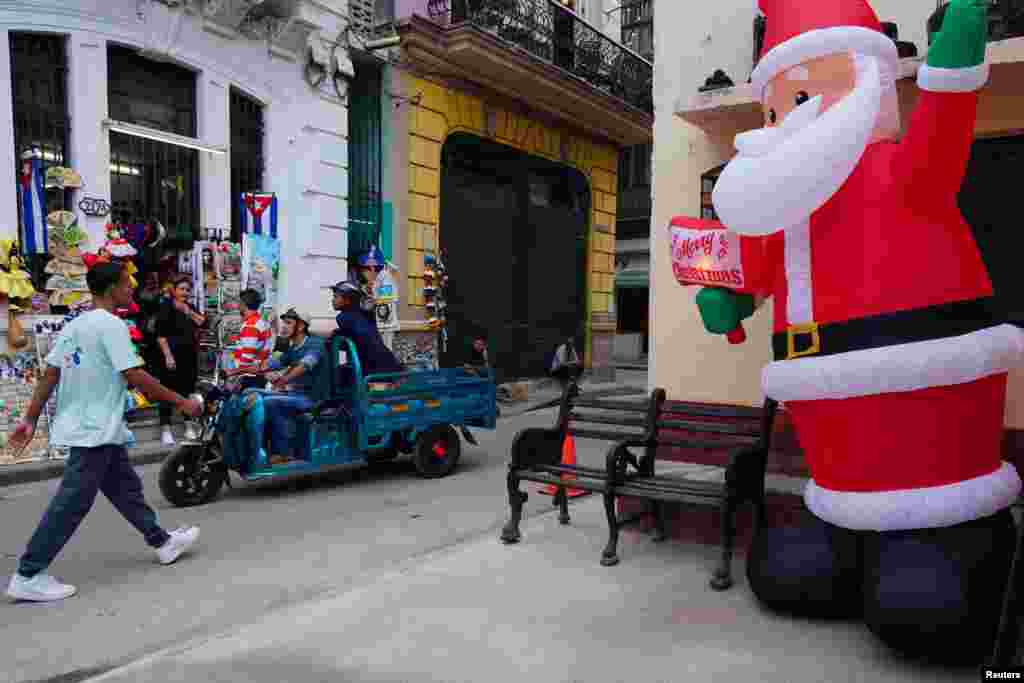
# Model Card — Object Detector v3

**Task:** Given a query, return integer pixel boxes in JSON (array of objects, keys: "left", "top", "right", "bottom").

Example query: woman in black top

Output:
[{"left": 155, "top": 275, "right": 205, "bottom": 445}]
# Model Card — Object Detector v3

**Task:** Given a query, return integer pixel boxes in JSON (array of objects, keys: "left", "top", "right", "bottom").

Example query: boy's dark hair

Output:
[
  {"left": 239, "top": 288, "right": 263, "bottom": 312},
  {"left": 86, "top": 261, "right": 125, "bottom": 296}
]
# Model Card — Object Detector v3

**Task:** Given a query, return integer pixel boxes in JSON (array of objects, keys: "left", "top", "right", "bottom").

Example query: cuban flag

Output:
[
  {"left": 239, "top": 192, "right": 278, "bottom": 239},
  {"left": 19, "top": 155, "right": 47, "bottom": 254}
]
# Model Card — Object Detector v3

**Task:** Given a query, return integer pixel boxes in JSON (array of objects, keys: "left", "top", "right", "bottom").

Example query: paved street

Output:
[{"left": 1, "top": 375, "right": 646, "bottom": 683}]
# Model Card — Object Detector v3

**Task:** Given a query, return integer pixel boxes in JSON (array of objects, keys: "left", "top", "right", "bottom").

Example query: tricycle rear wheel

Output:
[
  {"left": 414, "top": 424, "right": 461, "bottom": 478},
  {"left": 159, "top": 444, "right": 225, "bottom": 507}
]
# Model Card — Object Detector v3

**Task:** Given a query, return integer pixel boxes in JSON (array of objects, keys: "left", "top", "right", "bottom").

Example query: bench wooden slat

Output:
[
  {"left": 572, "top": 398, "right": 650, "bottom": 412},
  {"left": 569, "top": 411, "right": 647, "bottom": 428},
  {"left": 656, "top": 418, "right": 762, "bottom": 437},
  {"left": 568, "top": 427, "right": 647, "bottom": 442},
  {"left": 661, "top": 400, "right": 765, "bottom": 420},
  {"left": 653, "top": 436, "right": 758, "bottom": 450}
]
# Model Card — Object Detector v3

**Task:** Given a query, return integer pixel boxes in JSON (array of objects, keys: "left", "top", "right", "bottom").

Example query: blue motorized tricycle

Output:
[{"left": 158, "top": 335, "right": 497, "bottom": 507}]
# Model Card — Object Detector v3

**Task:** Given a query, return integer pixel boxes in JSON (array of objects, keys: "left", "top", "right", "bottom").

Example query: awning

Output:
[{"left": 615, "top": 268, "right": 649, "bottom": 289}]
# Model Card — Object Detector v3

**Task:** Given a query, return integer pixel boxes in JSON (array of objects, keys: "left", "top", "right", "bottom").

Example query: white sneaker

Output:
[
  {"left": 156, "top": 526, "right": 200, "bottom": 565},
  {"left": 184, "top": 423, "right": 198, "bottom": 441},
  {"left": 161, "top": 427, "right": 175, "bottom": 447},
  {"left": 7, "top": 572, "right": 77, "bottom": 602}
]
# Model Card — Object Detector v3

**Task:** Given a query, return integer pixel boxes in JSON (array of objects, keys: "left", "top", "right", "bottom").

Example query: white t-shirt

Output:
[{"left": 45, "top": 309, "right": 143, "bottom": 447}]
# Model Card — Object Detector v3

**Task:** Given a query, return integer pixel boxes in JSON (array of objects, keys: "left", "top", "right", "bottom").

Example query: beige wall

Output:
[{"left": 651, "top": 0, "right": 1024, "bottom": 425}]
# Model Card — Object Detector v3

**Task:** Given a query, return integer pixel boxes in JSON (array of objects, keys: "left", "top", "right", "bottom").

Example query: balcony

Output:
[{"left": 397, "top": 0, "right": 653, "bottom": 145}]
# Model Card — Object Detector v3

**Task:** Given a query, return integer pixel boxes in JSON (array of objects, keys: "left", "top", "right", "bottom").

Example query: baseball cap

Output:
[
  {"left": 329, "top": 281, "right": 363, "bottom": 297},
  {"left": 280, "top": 307, "right": 312, "bottom": 327}
]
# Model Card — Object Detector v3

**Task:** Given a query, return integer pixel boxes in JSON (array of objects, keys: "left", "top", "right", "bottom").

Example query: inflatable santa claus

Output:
[{"left": 688, "top": 0, "right": 1024, "bottom": 662}]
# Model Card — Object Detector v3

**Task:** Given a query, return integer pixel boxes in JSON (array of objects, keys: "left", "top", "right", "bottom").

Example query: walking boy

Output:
[{"left": 6, "top": 262, "right": 203, "bottom": 602}]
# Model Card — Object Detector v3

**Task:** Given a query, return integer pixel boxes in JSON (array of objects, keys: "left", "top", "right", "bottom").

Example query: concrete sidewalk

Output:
[{"left": 89, "top": 495, "right": 975, "bottom": 683}]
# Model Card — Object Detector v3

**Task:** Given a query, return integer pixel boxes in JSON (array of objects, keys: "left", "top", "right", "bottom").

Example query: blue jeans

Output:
[
  {"left": 18, "top": 444, "right": 170, "bottom": 578},
  {"left": 263, "top": 393, "right": 314, "bottom": 456}
]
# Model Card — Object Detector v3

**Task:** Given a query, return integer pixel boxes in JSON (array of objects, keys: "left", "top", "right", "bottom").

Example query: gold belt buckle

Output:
[{"left": 786, "top": 322, "right": 821, "bottom": 360}]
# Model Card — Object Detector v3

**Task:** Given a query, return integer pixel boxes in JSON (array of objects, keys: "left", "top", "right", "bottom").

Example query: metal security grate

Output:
[
  {"left": 109, "top": 131, "right": 199, "bottom": 232},
  {"left": 10, "top": 32, "right": 69, "bottom": 167},
  {"left": 230, "top": 88, "right": 264, "bottom": 242},
  {"left": 107, "top": 45, "right": 199, "bottom": 232}
]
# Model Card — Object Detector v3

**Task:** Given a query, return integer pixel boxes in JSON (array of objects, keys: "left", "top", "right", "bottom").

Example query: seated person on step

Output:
[
  {"left": 329, "top": 281, "right": 404, "bottom": 389},
  {"left": 257, "top": 308, "right": 331, "bottom": 464}
]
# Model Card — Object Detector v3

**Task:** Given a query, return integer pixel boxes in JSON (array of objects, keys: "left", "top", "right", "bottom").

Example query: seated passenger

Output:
[
  {"left": 329, "top": 281, "right": 404, "bottom": 382},
  {"left": 258, "top": 308, "right": 331, "bottom": 465}
]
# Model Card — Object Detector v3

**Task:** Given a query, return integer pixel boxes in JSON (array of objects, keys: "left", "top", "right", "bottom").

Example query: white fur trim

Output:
[
  {"left": 763, "top": 323, "right": 1024, "bottom": 402},
  {"left": 917, "top": 62, "right": 989, "bottom": 93},
  {"left": 783, "top": 221, "right": 812, "bottom": 324},
  {"left": 805, "top": 462, "right": 1022, "bottom": 531},
  {"left": 751, "top": 26, "right": 899, "bottom": 98}
]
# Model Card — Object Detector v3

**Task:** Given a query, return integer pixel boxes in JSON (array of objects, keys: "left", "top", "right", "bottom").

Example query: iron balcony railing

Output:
[{"left": 427, "top": 0, "right": 653, "bottom": 113}]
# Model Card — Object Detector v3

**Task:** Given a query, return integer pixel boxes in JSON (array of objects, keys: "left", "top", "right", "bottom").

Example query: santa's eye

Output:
[
  {"left": 768, "top": 108, "right": 777, "bottom": 125},
  {"left": 794, "top": 91, "right": 810, "bottom": 106}
]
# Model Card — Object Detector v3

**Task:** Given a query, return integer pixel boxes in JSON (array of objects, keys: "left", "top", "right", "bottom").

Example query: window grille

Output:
[
  {"left": 107, "top": 45, "right": 199, "bottom": 232},
  {"left": 230, "top": 89, "right": 265, "bottom": 242},
  {"left": 10, "top": 32, "right": 70, "bottom": 288}
]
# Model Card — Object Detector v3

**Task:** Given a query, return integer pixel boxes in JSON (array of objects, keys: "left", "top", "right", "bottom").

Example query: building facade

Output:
[
  {"left": 652, "top": 1, "right": 1024, "bottom": 433},
  {"left": 612, "top": 0, "right": 652, "bottom": 362},
  {"left": 374, "top": 0, "right": 653, "bottom": 382},
  {"left": 0, "top": 0, "right": 356, "bottom": 349}
]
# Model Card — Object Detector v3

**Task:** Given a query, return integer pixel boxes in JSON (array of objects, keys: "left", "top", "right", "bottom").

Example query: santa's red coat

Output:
[{"left": 738, "top": 85, "right": 1024, "bottom": 531}]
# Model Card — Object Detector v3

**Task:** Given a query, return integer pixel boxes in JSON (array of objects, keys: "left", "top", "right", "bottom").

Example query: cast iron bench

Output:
[{"left": 500, "top": 381, "right": 778, "bottom": 590}]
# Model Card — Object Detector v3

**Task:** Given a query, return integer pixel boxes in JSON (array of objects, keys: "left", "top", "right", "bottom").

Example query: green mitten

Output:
[
  {"left": 695, "top": 287, "right": 755, "bottom": 336},
  {"left": 928, "top": 0, "right": 988, "bottom": 69}
]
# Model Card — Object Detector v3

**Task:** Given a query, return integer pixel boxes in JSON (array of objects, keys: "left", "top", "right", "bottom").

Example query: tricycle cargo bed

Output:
[{"left": 362, "top": 368, "right": 498, "bottom": 437}]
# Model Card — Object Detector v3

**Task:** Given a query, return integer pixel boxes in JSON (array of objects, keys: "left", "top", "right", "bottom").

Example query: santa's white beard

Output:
[{"left": 711, "top": 56, "right": 883, "bottom": 236}]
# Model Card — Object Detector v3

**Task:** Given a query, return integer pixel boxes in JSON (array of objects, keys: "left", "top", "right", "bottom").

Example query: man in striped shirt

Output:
[{"left": 225, "top": 289, "right": 272, "bottom": 390}]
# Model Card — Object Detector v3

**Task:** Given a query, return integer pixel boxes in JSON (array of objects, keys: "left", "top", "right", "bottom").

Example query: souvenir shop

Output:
[{"left": 0, "top": 0, "right": 355, "bottom": 464}]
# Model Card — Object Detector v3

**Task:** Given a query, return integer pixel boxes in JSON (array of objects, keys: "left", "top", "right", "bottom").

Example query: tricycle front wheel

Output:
[
  {"left": 414, "top": 424, "right": 461, "bottom": 478},
  {"left": 159, "top": 444, "right": 226, "bottom": 507}
]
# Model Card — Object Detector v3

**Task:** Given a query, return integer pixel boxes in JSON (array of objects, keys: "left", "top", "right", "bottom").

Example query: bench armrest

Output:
[
  {"left": 724, "top": 444, "right": 770, "bottom": 499},
  {"left": 509, "top": 427, "right": 564, "bottom": 469},
  {"left": 605, "top": 440, "right": 649, "bottom": 485}
]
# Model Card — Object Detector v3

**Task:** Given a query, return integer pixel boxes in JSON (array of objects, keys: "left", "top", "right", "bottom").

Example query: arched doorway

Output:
[{"left": 439, "top": 133, "right": 590, "bottom": 382}]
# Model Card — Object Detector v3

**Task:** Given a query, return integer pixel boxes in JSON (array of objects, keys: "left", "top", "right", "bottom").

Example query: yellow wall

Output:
[{"left": 401, "top": 73, "right": 620, "bottom": 359}]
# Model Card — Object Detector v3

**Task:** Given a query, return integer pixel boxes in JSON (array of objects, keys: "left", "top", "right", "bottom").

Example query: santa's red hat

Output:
[{"left": 751, "top": 0, "right": 898, "bottom": 99}]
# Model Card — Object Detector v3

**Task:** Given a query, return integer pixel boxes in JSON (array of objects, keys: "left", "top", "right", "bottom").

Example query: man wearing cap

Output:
[
  {"left": 330, "top": 281, "right": 403, "bottom": 381},
  {"left": 258, "top": 308, "right": 331, "bottom": 464}
]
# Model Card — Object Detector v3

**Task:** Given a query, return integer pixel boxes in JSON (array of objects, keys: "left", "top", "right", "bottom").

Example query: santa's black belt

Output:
[{"left": 771, "top": 297, "right": 1005, "bottom": 362}]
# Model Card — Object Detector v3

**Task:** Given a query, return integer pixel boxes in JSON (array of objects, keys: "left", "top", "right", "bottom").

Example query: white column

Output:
[
  {"left": 0, "top": 30, "right": 17, "bottom": 242},
  {"left": 197, "top": 75, "right": 230, "bottom": 237},
  {"left": 67, "top": 34, "right": 110, "bottom": 251}
]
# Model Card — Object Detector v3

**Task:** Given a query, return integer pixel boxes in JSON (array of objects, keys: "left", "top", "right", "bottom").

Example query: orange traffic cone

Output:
[{"left": 539, "top": 434, "right": 588, "bottom": 498}]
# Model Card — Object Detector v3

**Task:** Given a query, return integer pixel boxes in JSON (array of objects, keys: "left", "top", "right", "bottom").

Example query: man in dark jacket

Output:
[{"left": 329, "top": 281, "right": 403, "bottom": 379}]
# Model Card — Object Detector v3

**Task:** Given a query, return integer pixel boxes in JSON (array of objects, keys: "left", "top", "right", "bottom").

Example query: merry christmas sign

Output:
[{"left": 667, "top": 216, "right": 765, "bottom": 294}]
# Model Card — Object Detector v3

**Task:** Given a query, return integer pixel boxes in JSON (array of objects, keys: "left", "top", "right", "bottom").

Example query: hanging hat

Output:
[
  {"left": 47, "top": 210, "right": 77, "bottom": 231},
  {"left": 750, "top": 0, "right": 898, "bottom": 99},
  {"left": 61, "top": 168, "right": 82, "bottom": 189},
  {"left": 145, "top": 220, "right": 166, "bottom": 249},
  {"left": 44, "top": 166, "right": 66, "bottom": 189}
]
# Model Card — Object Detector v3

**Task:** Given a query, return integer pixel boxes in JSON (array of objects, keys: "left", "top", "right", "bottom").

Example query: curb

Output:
[{"left": 0, "top": 444, "right": 172, "bottom": 488}]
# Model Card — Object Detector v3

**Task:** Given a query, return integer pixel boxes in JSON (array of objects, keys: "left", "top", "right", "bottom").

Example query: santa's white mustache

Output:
[
  {"left": 711, "top": 56, "right": 883, "bottom": 236},
  {"left": 733, "top": 94, "right": 823, "bottom": 158}
]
